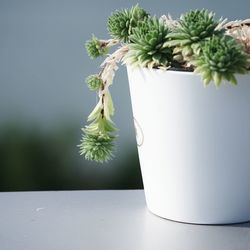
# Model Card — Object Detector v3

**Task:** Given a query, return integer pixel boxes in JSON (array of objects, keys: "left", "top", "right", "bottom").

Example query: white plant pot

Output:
[{"left": 127, "top": 66, "right": 250, "bottom": 224}]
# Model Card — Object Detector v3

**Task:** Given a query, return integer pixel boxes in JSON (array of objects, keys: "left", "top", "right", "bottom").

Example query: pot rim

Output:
[
  {"left": 148, "top": 67, "right": 195, "bottom": 76},
  {"left": 127, "top": 65, "right": 194, "bottom": 76},
  {"left": 128, "top": 65, "right": 250, "bottom": 77}
]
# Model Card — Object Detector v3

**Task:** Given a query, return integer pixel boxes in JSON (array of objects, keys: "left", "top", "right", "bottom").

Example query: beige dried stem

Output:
[
  {"left": 99, "top": 39, "right": 120, "bottom": 48},
  {"left": 160, "top": 14, "right": 179, "bottom": 30},
  {"left": 91, "top": 45, "right": 128, "bottom": 121},
  {"left": 99, "top": 45, "right": 128, "bottom": 94},
  {"left": 223, "top": 19, "right": 250, "bottom": 53}
]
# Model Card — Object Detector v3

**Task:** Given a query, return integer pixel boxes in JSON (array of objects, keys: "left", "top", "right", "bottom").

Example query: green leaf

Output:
[
  {"left": 212, "top": 71, "right": 222, "bottom": 87},
  {"left": 103, "top": 90, "right": 115, "bottom": 121},
  {"left": 87, "top": 99, "right": 102, "bottom": 122}
]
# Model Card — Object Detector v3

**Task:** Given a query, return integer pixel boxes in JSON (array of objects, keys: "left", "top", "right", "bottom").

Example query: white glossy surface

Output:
[
  {"left": 0, "top": 190, "right": 249, "bottom": 250},
  {"left": 127, "top": 67, "right": 250, "bottom": 224}
]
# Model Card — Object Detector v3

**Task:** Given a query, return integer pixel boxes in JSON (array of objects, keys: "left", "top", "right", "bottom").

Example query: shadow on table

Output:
[
  {"left": 140, "top": 209, "right": 250, "bottom": 250},
  {"left": 229, "top": 221, "right": 250, "bottom": 228}
]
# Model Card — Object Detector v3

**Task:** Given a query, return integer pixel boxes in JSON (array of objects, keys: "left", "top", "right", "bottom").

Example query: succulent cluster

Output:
[
  {"left": 125, "top": 17, "right": 173, "bottom": 68},
  {"left": 80, "top": 5, "right": 250, "bottom": 163},
  {"left": 86, "top": 74, "right": 103, "bottom": 91},
  {"left": 108, "top": 4, "right": 148, "bottom": 42},
  {"left": 192, "top": 35, "right": 250, "bottom": 86},
  {"left": 79, "top": 132, "right": 114, "bottom": 162},
  {"left": 166, "top": 10, "right": 219, "bottom": 59},
  {"left": 79, "top": 89, "right": 117, "bottom": 162},
  {"left": 85, "top": 35, "right": 109, "bottom": 59}
]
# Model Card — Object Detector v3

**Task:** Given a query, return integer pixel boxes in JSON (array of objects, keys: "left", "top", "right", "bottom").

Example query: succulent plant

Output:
[
  {"left": 79, "top": 99, "right": 117, "bottom": 163},
  {"left": 165, "top": 10, "right": 219, "bottom": 58},
  {"left": 192, "top": 35, "right": 250, "bottom": 86},
  {"left": 85, "top": 35, "right": 109, "bottom": 59},
  {"left": 79, "top": 45, "right": 125, "bottom": 163},
  {"left": 125, "top": 17, "right": 173, "bottom": 68},
  {"left": 81, "top": 6, "right": 250, "bottom": 163},
  {"left": 86, "top": 74, "right": 103, "bottom": 91},
  {"left": 79, "top": 131, "right": 114, "bottom": 162},
  {"left": 107, "top": 4, "right": 148, "bottom": 42}
]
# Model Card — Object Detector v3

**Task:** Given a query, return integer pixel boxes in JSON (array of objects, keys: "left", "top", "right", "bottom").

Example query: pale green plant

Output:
[
  {"left": 191, "top": 35, "right": 250, "bottom": 86},
  {"left": 79, "top": 5, "right": 250, "bottom": 162}
]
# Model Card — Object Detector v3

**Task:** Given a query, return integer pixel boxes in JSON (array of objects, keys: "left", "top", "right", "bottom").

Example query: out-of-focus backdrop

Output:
[{"left": 0, "top": 0, "right": 249, "bottom": 191}]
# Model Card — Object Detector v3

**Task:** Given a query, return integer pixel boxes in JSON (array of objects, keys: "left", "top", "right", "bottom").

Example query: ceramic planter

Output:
[{"left": 127, "top": 66, "right": 250, "bottom": 224}]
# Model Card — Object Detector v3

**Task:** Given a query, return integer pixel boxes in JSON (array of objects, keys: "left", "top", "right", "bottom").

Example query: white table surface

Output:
[{"left": 0, "top": 190, "right": 249, "bottom": 250}]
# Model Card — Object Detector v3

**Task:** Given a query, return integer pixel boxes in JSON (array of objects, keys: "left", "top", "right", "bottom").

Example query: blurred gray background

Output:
[{"left": 0, "top": 0, "right": 249, "bottom": 191}]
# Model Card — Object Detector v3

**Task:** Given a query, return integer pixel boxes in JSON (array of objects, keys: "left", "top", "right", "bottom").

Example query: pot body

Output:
[{"left": 127, "top": 66, "right": 250, "bottom": 224}]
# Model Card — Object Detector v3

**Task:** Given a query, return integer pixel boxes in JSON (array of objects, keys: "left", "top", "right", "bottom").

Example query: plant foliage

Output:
[
  {"left": 79, "top": 131, "right": 114, "bottom": 163},
  {"left": 80, "top": 5, "right": 250, "bottom": 163},
  {"left": 192, "top": 35, "right": 250, "bottom": 86},
  {"left": 166, "top": 10, "right": 219, "bottom": 58},
  {"left": 125, "top": 17, "right": 173, "bottom": 68},
  {"left": 108, "top": 4, "right": 148, "bottom": 42},
  {"left": 86, "top": 74, "right": 103, "bottom": 91},
  {"left": 85, "top": 35, "right": 109, "bottom": 59}
]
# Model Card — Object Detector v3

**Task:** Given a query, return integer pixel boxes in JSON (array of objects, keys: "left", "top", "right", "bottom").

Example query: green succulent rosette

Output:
[
  {"left": 165, "top": 10, "right": 220, "bottom": 58},
  {"left": 124, "top": 17, "right": 173, "bottom": 68},
  {"left": 85, "top": 35, "right": 109, "bottom": 59},
  {"left": 86, "top": 74, "right": 103, "bottom": 91},
  {"left": 107, "top": 4, "right": 148, "bottom": 42},
  {"left": 191, "top": 35, "right": 250, "bottom": 86},
  {"left": 79, "top": 131, "right": 115, "bottom": 163}
]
